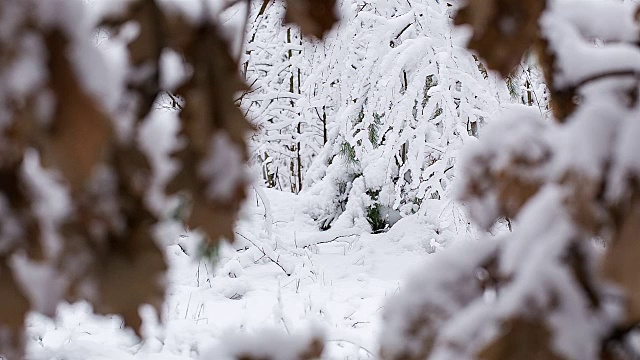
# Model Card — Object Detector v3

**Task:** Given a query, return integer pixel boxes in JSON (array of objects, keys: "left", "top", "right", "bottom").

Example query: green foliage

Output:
[
  {"left": 366, "top": 189, "right": 387, "bottom": 232},
  {"left": 430, "top": 107, "right": 443, "bottom": 120},
  {"left": 197, "top": 239, "right": 221, "bottom": 266},
  {"left": 367, "top": 204, "right": 386, "bottom": 232},
  {"left": 355, "top": 104, "right": 365, "bottom": 124},
  {"left": 473, "top": 54, "right": 489, "bottom": 79},
  {"left": 339, "top": 141, "right": 358, "bottom": 165},
  {"left": 170, "top": 197, "right": 190, "bottom": 222},
  {"left": 506, "top": 73, "right": 520, "bottom": 99},
  {"left": 318, "top": 180, "right": 352, "bottom": 231},
  {"left": 368, "top": 112, "right": 384, "bottom": 147}
]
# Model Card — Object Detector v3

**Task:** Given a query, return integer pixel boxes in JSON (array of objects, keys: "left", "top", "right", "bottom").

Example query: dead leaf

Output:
[
  {"left": 86, "top": 145, "right": 165, "bottom": 336},
  {"left": 284, "top": 0, "right": 338, "bottom": 38},
  {"left": 54, "top": 142, "right": 165, "bottom": 336},
  {"left": 601, "top": 193, "right": 640, "bottom": 326},
  {"left": 235, "top": 334, "right": 324, "bottom": 360},
  {"left": 0, "top": 261, "right": 29, "bottom": 360},
  {"left": 93, "top": 222, "right": 166, "bottom": 335},
  {"left": 120, "top": 0, "right": 166, "bottom": 120},
  {"left": 561, "top": 171, "right": 607, "bottom": 235},
  {"left": 462, "top": 150, "right": 549, "bottom": 228},
  {"left": 39, "top": 31, "right": 113, "bottom": 193},
  {"left": 165, "top": 20, "right": 252, "bottom": 246},
  {"left": 477, "top": 317, "right": 566, "bottom": 360},
  {"left": 494, "top": 167, "right": 543, "bottom": 220},
  {"left": 298, "top": 336, "right": 324, "bottom": 360},
  {"left": 455, "top": 0, "right": 546, "bottom": 77},
  {"left": 0, "top": 161, "right": 42, "bottom": 260}
]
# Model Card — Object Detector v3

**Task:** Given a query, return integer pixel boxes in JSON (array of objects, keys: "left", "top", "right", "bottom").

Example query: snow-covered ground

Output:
[{"left": 25, "top": 188, "right": 442, "bottom": 359}]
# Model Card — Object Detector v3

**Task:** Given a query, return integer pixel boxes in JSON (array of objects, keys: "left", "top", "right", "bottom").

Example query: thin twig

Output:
[
  {"left": 299, "top": 234, "right": 359, "bottom": 248},
  {"left": 235, "top": 231, "right": 291, "bottom": 276}
]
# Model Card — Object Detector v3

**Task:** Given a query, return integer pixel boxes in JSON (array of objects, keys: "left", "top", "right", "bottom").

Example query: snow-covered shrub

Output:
[
  {"left": 241, "top": 1, "right": 305, "bottom": 193},
  {"left": 381, "top": 0, "right": 640, "bottom": 359},
  {"left": 302, "top": 0, "right": 507, "bottom": 232}
]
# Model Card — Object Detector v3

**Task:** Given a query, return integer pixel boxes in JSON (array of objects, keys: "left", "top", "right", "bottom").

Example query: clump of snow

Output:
[
  {"left": 542, "top": 0, "right": 640, "bottom": 89},
  {"left": 21, "top": 150, "right": 71, "bottom": 258},
  {"left": 160, "top": 49, "right": 189, "bottom": 92},
  {"left": 4, "top": 33, "right": 48, "bottom": 101},
  {"left": 384, "top": 215, "right": 448, "bottom": 253},
  {"left": 199, "top": 132, "right": 245, "bottom": 202},
  {"left": 0, "top": 2, "right": 49, "bottom": 127},
  {"left": 138, "top": 108, "right": 181, "bottom": 215},
  {"left": 555, "top": 0, "right": 640, "bottom": 42},
  {"left": 456, "top": 103, "right": 551, "bottom": 229},
  {"left": 380, "top": 238, "right": 498, "bottom": 359}
]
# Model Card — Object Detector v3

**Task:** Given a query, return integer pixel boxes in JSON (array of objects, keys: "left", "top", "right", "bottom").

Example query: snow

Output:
[
  {"left": 23, "top": 187, "right": 436, "bottom": 359},
  {"left": 160, "top": 50, "right": 189, "bottom": 92},
  {"left": 456, "top": 103, "right": 551, "bottom": 229},
  {"left": 379, "top": 237, "right": 498, "bottom": 360},
  {"left": 543, "top": 0, "right": 640, "bottom": 88},
  {"left": 14, "top": 151, "right": 72, "bottom": 315},
  {"left": 4, "top": 34, "right": 48, "bottom": 100},
  {"left": 555, "top": 0, "right": 640, "bottom": 42},
  {"left": 199, "top": 133, "right": 245, "bottom": 202},
  {"left": 0, "top": 2, "right": 49, "bottom": 127},
  {"left": 138, "top": 108, "right": 181, "bottom": 216}
]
